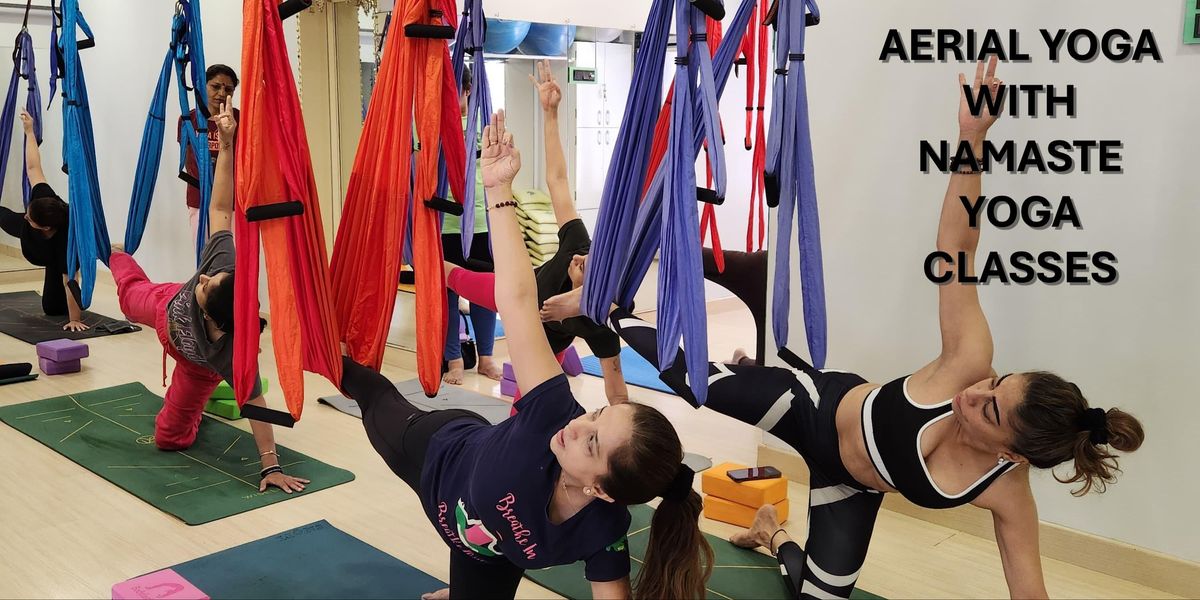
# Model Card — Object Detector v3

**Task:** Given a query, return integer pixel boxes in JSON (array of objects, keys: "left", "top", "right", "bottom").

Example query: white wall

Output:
[
  {"left": 767, "top": 0, "right": 1200, "bottom": 562},
  {"left": 0, "top": 0, "right": 298, "bottom": 286}
]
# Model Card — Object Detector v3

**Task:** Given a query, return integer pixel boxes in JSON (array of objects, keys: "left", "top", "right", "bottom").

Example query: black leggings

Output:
[
  {"left": 0, "top": 206, "right": 68, "bottom": 316},
  {"left": 702, "top": 247, "right": 767, "bottom": 365},
  {"left": 610, "top": 310, "right": 883, "bottom": 600},
  {"left": 339, "top": 357, "right": 524, "bottom": 599}
]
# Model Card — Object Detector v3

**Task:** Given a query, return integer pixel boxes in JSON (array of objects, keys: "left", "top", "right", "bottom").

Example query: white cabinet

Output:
[
  {"left": 574, "top": 128, "right": 613, "bottom": 211},
  {"left": 573, "top": 41, "right": 633, "bottom": 212},
  {"left": 600, "top": 43, "right": 632, "bottom": 128}
]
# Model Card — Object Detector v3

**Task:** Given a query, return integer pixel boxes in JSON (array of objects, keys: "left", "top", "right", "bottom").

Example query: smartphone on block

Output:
[{"left": 727, "top": 466, "right": 782, "bottom": 483}]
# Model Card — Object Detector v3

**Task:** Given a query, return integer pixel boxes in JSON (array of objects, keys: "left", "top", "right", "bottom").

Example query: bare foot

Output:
[
  {"left": 728, "top": 504, "right": 780, "bottom": 550},
  {"left": 730, "top": 348, "right": 749, "bottom": 365},
  {"left": 477, "top": 356, "right": 503, "bottom": 381},
  {"left": 443, "top": 359, "right": 465, "bottom": 385},
  {"left": 420, "top": 588, "right": 449, "bottom": 600}
]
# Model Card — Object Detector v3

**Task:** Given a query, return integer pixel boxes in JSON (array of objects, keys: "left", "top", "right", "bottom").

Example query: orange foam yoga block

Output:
[
  {"left": 703, "top": 494, "right": 789, "bottom": 528},
  {"left": 701, "top": 461, "right": 788, "bottom": 508}
]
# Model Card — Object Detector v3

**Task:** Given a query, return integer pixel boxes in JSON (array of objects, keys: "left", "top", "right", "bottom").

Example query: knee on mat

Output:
[
  {"left": 154, "top": 436, "right": 195, "bottom": 451},
  {"left": 154, "top": 421, "right": 199, "bottom": 451}
]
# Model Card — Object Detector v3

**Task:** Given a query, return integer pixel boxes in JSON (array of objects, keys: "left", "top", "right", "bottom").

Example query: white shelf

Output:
[{"left": 482, "top": 53, "right": 569, "bottom": 62}]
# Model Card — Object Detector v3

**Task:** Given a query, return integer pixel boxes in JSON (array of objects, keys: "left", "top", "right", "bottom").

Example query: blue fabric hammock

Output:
[
  {"left": 765, "top": 0, "right": 825, "bottom": 368},
  {"left": 617, "top": 0, "right": 754, "bottom": 308},
  {"left": 583, "top": 0, "right": 753, "bottom": 404},
  {"left": 653, "top": 0, "right": 727, "bottom": 403},
  {"left": 581, "top": 0, "right": 672, "bottom": 322},
  {"left": 0, "top": 23, "right": 42, "bottom": 208},
  {"left": 59, "top": 0, "right": 110, "bottom": 309},
  {"left": 444, "top": 0, "right": 492, "bottom": 257},
  {"left": 48, "top": 0, "right": 61, "bottom": 109},
  {"left": 125, "top": 0, "right": 212, "bottom": 262}
]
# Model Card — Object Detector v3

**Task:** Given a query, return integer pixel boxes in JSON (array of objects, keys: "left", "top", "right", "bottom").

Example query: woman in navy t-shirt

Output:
[{"left": 339, "top": 112, "right": 713, "bottom": 600}]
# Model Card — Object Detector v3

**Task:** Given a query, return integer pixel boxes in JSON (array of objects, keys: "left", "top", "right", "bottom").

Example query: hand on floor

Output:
[
  {"left": 420, "top": 588, "right": 449, "bottom": 600},
  {"left": 260, "top": 472, "right": 309, "bottom": 494},
  {"left": 63, "top": 320, "right": 89, "bottom": 332}
]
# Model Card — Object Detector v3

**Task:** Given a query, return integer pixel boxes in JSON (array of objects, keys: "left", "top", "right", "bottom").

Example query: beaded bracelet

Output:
[{"left": 488, "top": 200, "right": 518, "bottom": 211}]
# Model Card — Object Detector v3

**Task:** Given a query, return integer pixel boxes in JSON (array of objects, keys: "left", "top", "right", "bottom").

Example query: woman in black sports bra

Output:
[{"left": 607, "top": 59, "right": 1145, "bottom": 600}]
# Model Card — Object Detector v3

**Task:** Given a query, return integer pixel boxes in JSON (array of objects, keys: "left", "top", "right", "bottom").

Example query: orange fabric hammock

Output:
[
  {"left": 329, "top": 0, "right": 463, "bottom": 396},
  {"left": 232, "top": 0, "right": 343, "bottom": 420}
]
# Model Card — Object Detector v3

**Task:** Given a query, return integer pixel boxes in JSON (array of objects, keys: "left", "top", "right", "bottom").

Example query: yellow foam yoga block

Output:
[
  {"left": 703, "top": 495, "right": 790, "bottom": 528},
  {"left": 701, "top": 461, "right": 788, "bottom": 508}
]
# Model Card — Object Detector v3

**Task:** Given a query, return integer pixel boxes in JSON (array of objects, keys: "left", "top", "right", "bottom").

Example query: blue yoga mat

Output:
[
  {"left": 166, "top": 520, "right": 445, "bottom": 599},
  {"left": 580, "top": 346, "right": 673, "bottom": 394}
]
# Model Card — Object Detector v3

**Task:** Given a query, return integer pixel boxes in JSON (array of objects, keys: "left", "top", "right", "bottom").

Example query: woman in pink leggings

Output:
[
  {"left": 446, "top": 62, "right": 628, "bottom": 407},
  {"left": 109, "top": 100, "right": 305, "bottom": 494}
]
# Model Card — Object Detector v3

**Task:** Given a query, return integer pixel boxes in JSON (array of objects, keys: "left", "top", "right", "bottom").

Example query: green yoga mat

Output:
[
  {"left": 161, "top": 520, "right": 445, "bottom": 598},
  {"left": 524, "top": 505, "right": 884, "bottom": 600},
  {"left": 0, "top": 382, "right": 354, "bottom": 525}
]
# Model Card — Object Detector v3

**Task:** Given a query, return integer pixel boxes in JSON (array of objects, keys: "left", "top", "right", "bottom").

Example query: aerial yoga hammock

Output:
[
  {"left": 582, "top": 0, "right": 755, "bottom": 404},
  {"left": 329, "top": 0, "right": 465, "bottom": 397},
  {"left": 232, "top": 0, "right": 341, "bottom": 424},
  {"left": 58, "top": 0, "right": 110, "bottom": 309},
  {"left": 444, "top": 0, "right": 490, "bottom": 258},
  {"left": 737, "top": 0, "right": 770, "bottom": 252},
  {"left": 640, "top": 14, "right": 728, "bottom": 273},
  {"left": 0, "top": 1, "right": 43, "bottom": 208},
  {"left": 764, "top": 0, "right": 826, "bottom": 368},
  {"left": 124, "top": 0, "right": 213, "bottom": 261}
]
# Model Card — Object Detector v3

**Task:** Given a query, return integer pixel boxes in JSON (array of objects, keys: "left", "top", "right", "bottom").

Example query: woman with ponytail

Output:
[
  {"left": 605, "top": 59, "right": 1144, "bottom": 600},
  {"left": 339, "top": 112, "right": 711, "bottom": 599}
]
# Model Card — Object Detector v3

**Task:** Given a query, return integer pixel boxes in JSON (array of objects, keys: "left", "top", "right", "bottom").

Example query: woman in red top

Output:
[{"left": 179, "top": 64, "right": 239, "bottom": 248}]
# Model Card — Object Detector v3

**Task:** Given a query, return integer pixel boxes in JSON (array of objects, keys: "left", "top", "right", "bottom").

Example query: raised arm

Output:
[
  {"left": 913, "top": 58, "right": 1002, "bottom": 389},
  {"left": 530, "top": 60, "right": 577, "bottom": 227},
  {"left": 208, "top": 98, "right": 237, "bottom": 236},
  {"left": 19, "top": 110, "right": 46, "bottom": 187},
  {"left": 481, "top": 111, "right": 562, "bottom": 393}
]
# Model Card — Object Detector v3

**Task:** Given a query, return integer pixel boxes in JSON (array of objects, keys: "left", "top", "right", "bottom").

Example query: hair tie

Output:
[
  {"left": 663, "top": 464, "right": 694, "bottom": 501},
  {"left": 1078, "top": 407, "right": 1109, "bottom": 445}
]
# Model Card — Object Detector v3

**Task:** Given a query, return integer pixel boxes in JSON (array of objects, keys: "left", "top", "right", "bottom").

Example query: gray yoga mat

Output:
[{"left": 319, "top": 379, "right": 513, "bottom": 425}]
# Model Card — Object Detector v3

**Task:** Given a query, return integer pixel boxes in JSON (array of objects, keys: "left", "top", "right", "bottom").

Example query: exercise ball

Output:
[
  {"left": 518, "top": 23, "right": 577, "bottom": 56},
  {"left": 576, "top": 27, "right": 622, "bottom": 43},
  {"left": 483, "top": 19, "right": 531, "bottom": 54}
]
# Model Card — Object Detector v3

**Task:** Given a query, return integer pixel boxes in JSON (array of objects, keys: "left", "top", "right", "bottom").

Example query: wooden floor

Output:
[{"left": 0, "top": 271, "right": 1179, "bottom": 599}]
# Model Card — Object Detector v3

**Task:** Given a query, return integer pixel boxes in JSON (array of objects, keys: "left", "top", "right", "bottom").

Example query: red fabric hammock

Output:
[
  {"left": 740, "top": 0, "right": 769, "bottom": 252},
  {"left": 329, "top": 0, "right": 463, "bottom": 396},
  {"left": 232, "top": 0, "right": 344, "bottom": 420},
  {"left": 642, "top": 16, "right": 727, "bottom": 272}
]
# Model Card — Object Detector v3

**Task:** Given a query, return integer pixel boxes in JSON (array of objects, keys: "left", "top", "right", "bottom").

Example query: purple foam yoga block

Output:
[
  {"left": 36, "top": 338, "right": 90, "bottom": 362},
  {"left": 500, "top": 377, "right": 518, "bottom": 398},
  {"left": 560, "top": 346, "right": 583, "bottom": 377},
  {"left": 502, "top": 362, "right": 515, "bottom": 381},
  {"left": 39, "top": 356, "right": 81, "bottom": 375}
]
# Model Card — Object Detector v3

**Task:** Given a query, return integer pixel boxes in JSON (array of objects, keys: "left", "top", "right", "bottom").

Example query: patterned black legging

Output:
[{"left": 609, "top": 308, "right": 884, "bottom": 599}]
